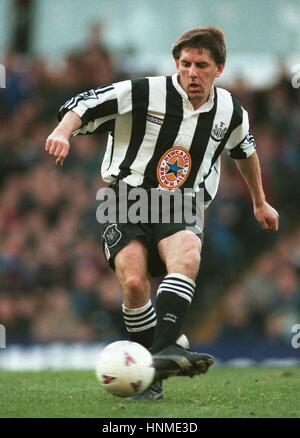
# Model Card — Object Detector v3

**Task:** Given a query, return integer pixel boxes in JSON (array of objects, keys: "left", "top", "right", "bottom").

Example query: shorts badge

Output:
[{"left": 103, "top": 224, "right": 122, "bottom": 247}]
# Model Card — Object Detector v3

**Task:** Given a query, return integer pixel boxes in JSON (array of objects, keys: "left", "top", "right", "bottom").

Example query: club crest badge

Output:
[
  {"left": 210, "top": 121, "right": 227, "bottom": 142},
  {"left": 157, "top": 147, "right": 191, "bottom": 189},
  {"left": 103, "top": 224, "right": 122, "bottom": 247}
]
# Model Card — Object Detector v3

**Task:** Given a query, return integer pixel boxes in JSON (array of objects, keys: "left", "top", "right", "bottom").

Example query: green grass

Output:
[{"left": 0, "top": 368, "right": 299, "bottom": 418}]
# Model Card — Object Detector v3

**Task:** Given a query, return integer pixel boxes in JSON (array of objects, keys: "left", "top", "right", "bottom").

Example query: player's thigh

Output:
[
  {"left": 157, "top": 230, "right": 202, "bottom": 270},
  {"left": 101, "top": 221, "right": 149, "bottom": 269},
  {"left": 114, "top": 239, "right": 149, "bottom": 282}
]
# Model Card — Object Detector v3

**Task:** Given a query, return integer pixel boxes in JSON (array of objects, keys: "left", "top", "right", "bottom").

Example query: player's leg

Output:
[
  {"left": 99, "top": 184, "right": 162, "bottom": 400},
  {"left": 100, "top": 210, "right": 157, "bottom": 350},
  {"left": 114, "top": 239, "right": 157, "bottom": 350},
  {"left": 149, "top": 229, "right": 214, "bottom": 378},
  {"left": 151, "top": 230, "right": 201, "bottom": 353},
  {"left": 114, "top": 239, "right": 163, "bottom": 401}
]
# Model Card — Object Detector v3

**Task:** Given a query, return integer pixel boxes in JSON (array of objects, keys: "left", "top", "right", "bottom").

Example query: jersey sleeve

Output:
[
  {"left": 224, "top": 106, "right": 256, "bottom": 159},
  {"left": 58, "top": 80, "right": 133, "bottom": 135}
]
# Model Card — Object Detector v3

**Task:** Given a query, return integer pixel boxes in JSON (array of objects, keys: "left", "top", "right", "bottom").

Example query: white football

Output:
[
  {"left": 95, "top": 341, "right": 155, "bottom": 398},
  {"left": 176, "top": 334, "right": 190, "bottom": 350}
]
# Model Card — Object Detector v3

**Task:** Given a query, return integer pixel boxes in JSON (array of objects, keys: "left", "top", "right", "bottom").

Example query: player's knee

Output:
[{"left": 123, "top": 275, "right": 147, "bottom": 296}]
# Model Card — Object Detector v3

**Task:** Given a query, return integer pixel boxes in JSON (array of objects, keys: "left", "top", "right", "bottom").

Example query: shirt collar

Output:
[{"left": 171, "top": 73, "right": 215, "bottom": 113}]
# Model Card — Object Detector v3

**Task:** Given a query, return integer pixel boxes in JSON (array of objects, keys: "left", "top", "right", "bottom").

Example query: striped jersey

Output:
[{"left": 59, "top": 74, "right": 256, "bottom": 204}]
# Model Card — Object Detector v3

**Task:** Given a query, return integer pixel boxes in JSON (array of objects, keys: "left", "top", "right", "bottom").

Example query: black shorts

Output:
[{"left": 98, "top": 182, "right": 204, "bottom": 277}]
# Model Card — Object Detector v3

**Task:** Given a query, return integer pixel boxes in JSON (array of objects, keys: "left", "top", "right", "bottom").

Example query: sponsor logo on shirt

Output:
[{"left": 157, "top": 147, "right": 191, "bottom": 189}]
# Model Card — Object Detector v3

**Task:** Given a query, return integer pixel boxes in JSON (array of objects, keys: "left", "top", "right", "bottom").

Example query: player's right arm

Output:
[
  {"left": 45, "top": 110, "right": 82, "bottom": 166},
  {"left": 45, "top": 80, "right": 132, "bottom": 166}
]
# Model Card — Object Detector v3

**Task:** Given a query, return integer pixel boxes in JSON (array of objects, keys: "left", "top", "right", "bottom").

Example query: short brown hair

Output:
[{"left": 172, "top": 27, "right": 226, "bottom": 65}]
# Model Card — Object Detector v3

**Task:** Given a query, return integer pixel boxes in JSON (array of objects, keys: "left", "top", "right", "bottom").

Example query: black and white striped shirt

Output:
[{"left": 59, "top": 74, "right": 256, "bottom": 204}]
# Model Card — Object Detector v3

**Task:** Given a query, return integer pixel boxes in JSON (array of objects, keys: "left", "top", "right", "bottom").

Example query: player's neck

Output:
[{"left": 189, "top": 93, "right": 210, "bottom": 110}]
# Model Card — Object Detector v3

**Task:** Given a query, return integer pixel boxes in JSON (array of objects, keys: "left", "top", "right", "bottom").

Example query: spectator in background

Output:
[
  {"left": 81, "top": 22, "right": 114, "bottom": 87},
  {"left": 0, "top": 28, "right": 299, "bottom": 356}
]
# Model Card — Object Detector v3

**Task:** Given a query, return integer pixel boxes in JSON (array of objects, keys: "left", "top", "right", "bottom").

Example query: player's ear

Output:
[{"left": 215, "top": 64, "right": 224, "bottom": 77}]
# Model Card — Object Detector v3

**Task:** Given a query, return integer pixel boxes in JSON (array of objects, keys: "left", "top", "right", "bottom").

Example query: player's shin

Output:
[
  {"left": 122, "top": 300, "right": 157, "bottom": 350},
  {"left": 151, "top": 273, "right": 195, "bottom": 354}
]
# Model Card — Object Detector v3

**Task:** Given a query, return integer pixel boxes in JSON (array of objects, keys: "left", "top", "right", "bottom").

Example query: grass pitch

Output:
[{"left": 0, "top": 367, "right": 299, "bottom": 418}]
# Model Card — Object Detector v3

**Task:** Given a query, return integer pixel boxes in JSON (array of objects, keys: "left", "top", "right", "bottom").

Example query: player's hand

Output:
[
  {"left": 254, "top": 202, "right": 279, "bottom": 231},
  {"left": 45, "top": 131, "right": 70, "bottom": 166}
]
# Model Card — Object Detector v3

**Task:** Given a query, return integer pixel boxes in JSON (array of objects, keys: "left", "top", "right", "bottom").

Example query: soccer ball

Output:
[
  {"left": 95, "top": 341, "right": 155, "bottom": 398},
  {"left": 176, "top": 334, "right": 189, "bottom": 350}
]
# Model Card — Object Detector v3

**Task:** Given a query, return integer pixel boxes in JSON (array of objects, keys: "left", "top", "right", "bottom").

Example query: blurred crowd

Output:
[{"left": 0, "top": 31, "right": 300, "bottom": 345}]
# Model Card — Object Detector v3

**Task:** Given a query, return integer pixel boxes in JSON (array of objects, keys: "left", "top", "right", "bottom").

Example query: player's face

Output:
[{"left": 176, "top": 48, "right": 224, "bottom": 109}]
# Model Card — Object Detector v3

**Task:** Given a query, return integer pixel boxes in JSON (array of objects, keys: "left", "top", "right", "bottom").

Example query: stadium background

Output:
[{"left": 0, "top": 0, "right": 300, "bottom": 368}]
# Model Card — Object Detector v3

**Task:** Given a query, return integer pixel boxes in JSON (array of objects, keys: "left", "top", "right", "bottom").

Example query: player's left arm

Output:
[{"left": 234, "top": 151, "right": 279, "bottom": 231}]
